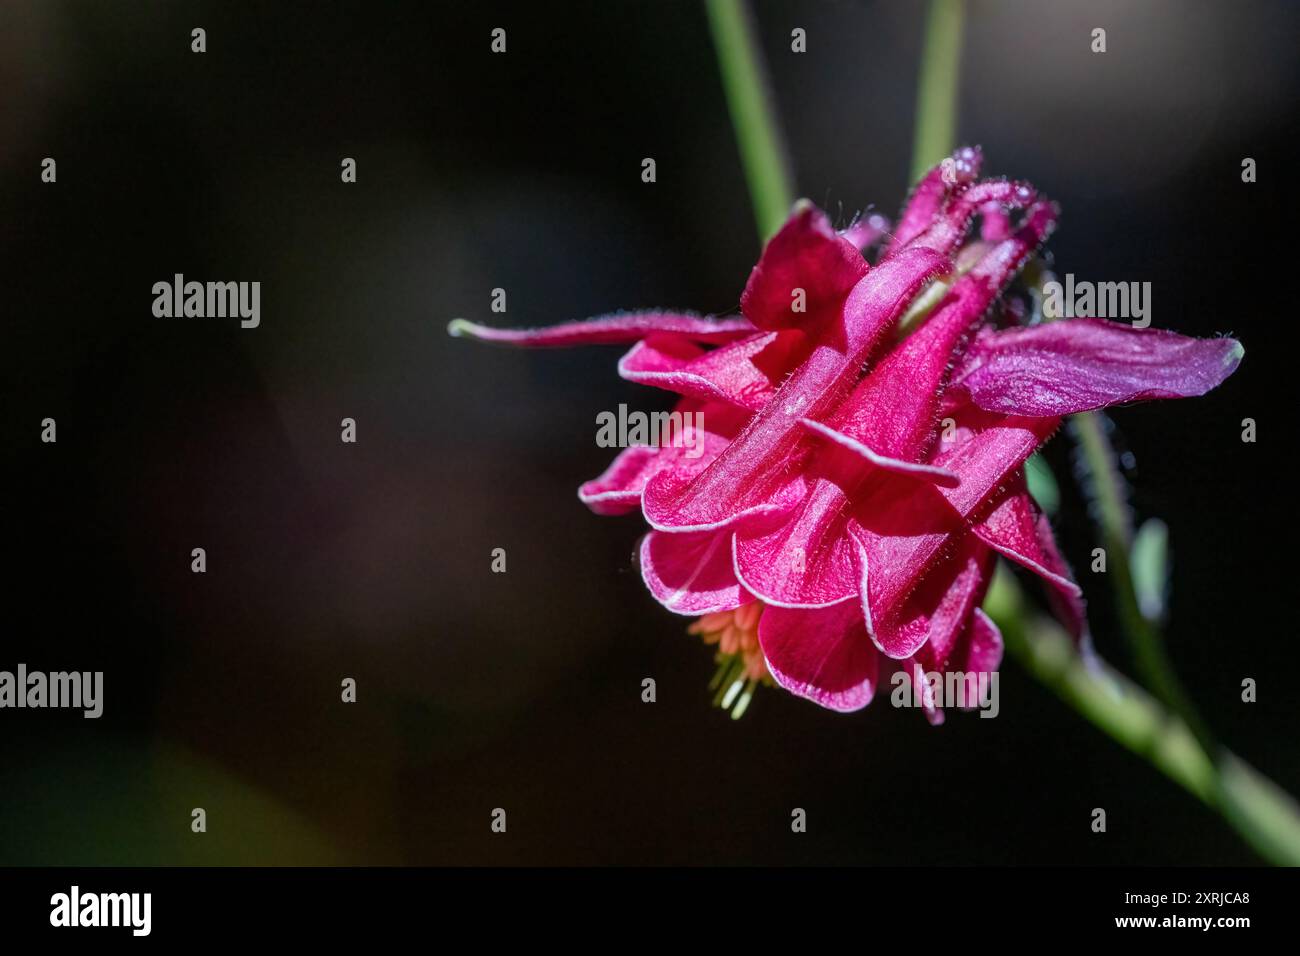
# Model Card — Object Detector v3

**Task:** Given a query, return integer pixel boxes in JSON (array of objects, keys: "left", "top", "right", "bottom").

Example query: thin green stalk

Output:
[
  {"left": 1072, "top": 411, "right": 1214, "bottom": 755},
  {"left": 986, "top": 569, "right": 1300, "bottom": 866},
  {"left": 910, "top": 0, "right": 965, "bottom": 183},
  {"left": 705, "top": 0, "right": 795, "bottom": 241}
]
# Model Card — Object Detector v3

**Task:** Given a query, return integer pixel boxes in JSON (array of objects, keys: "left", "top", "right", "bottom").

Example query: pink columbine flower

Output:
[{"left": 450, "top": 147, "right": 1242, "bottom": 721}]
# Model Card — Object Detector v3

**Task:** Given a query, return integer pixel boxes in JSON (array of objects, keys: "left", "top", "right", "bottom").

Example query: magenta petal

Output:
[
  {"left": 447, "top": 311, "right": 755, "bottom": 347},
  {"left": 868, "top": 536, "right": 994, "bottom": 660},
  {"left": 929, "top": 408, "right": 1060, "bottom": 517},
  {"left": 642, "top": 248, "right": 950, "bottom": 533},
  {"left": 956, "top": 319, "right": 1244, "bottom": 416},
  {"left": 886, "top": 146, "right": 982, "bottom": 255},
  {"left": 840, "top": 213, "right": 891, "bottom": 253},
  {"left": 910, "top": 607, "right": 1003, "bottom": 721},
  {"left": 732, "top": 483, "right": 863, "bottom": 608},
  {"left": 798, "top": 418, "right": 961, "bottom": 486},
  {"left": 839, "top": 246, "right": 951, "bottom": 348},
  {"left": 818, "top": 200, "right": 1059, "bottom": 473},
  {"left": 903, "top": 658, "right": 947, "bottom": 726},
  {"left": 958, "top": 607, "right": 1004, "bottom": 674},
  {"left": 979, "top": 201, "right": 1013, "bottom": 241},
  {"left": 577, "top": 444, "right": 661, "bottom": 515},
  {"left": 973, "top": 477, "right": 1085, "bottom": 638},
  {"left": 857, "top": 407, "right": 1058, "bottom": 625},
  {"left": 758, "top": 602, "right": 880, "bottom": 712},
  {"left": 617, "top": 331, "right": 802, "bottom": 413},
  {"left": 740, "top": 201, "right": 869, "bottom": 331},
  {"left": 900, "top": 607, "right": 1003, "bottom": 725},
  {"left": 903, "top": 179, "right": 1039, "bottom": 258},
  {"left": 639, "top": 529, "right": 751, "bottom": 615},
  {"left": 579, "top": 400, "right": 749, "bottom": 515}
]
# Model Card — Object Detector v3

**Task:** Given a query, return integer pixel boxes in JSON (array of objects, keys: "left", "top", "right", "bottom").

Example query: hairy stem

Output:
[{"left": 1072, "top": 411, "right": 1215, "bottom": 754}]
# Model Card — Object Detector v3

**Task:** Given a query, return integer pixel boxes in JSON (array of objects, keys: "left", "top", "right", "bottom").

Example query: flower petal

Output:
[
  {"left": 617, "top": 330, "right": 804, "bottom": 412},
  {"left": 579, "top": 400, "right": 749, "bottom": 515},
  {"left": 641, "top": 247, "right": 950, "bottom": 532},
  {"left": 972, "top": 474, "right": 1085, "bottom": 639},
  {"left": 577, "top": 444, "right": 661, "bottom": 516},
  {"left": 808, "top": 200, "right": 1059, "bottom": 477},
  {"left": 740, "top": 201, "right": 869, "bottom": 331},
  {"left": 857, "top": 405, "right": 1059, "bottom": 626},
  {"left": 797, "top": 418, "right": 960, "bottom": 486},
  {"left": 868, "top": 535, "right": 994, "bottom": 660},
  {"left": 955, "top": 319, "right": 1244, "bottom": 416},
  {"left": 447, "top": 311, "right": 754, "bottom": 347},
  {"left": 639, "top": 529, "right": 752, "bottom": 616},
  {"left": 953, "top": 607, "right": 1004, "bottom": 675},
  {"left": 732, "top": 482, "right": 864, "bottom": 608},
  {"left": 902, "top": 179, "right": 1039, "bottom": 258},
  {"left": 840, "top": 213, "right": 891, "bottom": 253},
  {"left": 758, "top": 601, "right": 881, "bottom": 712},
  {"left": 885, "top": 146, "right": 982, "bottom": 255},
  {"left": 900, "top": 658, "right": 947, "bottom": 726},
  {"left": 898, "top": 605, "right": 1004, "bottom": 726}
]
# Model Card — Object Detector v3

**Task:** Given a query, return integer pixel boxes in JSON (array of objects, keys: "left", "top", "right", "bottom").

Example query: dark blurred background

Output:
[{"left": 2, "top": 0, "right": 1296, "bottom": 865}]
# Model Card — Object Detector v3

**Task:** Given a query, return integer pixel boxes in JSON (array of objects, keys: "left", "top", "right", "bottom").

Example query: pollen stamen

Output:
[{"left": 691, "top": 602, "right": 772, "bottom": 718}]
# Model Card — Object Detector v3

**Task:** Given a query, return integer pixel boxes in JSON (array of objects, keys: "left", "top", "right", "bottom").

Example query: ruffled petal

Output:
[
  {"left": 954, "top": 319, "right": 1244, "bottom": 416},
  {"left": 856, "top": 405, "right": 1059, "bottom": 626},
  {"left": 758, "top": 601, "right": 880, "bottom": 712},
  {"left": 577, "top": 444, "right": 661, "bottom": 516},
  {"left": 579, "top": 400, "right": 749, "bottom": 515},
  {"left": 639, "top": 529, "right": 751, "bottom": 616},
  {"left": 798, "top": 418, "right": 960, "bottom": 486},
  {"left": 732, "top": 482, "right": 863, "bottom": 608},
  {"left": 617, "top": 330, "right": 804, "bottom": 413},
  {"left": 905, "top": 607, "right": 1004, "bottom": 724},
  {"left": 868, "top": 535, "right": 994, "bottom": 660},
  {"left": 952, "top": 607, "right": 1004, "bottom": 675},
  {"left": 641, "top": 247, "right": 950, "bottom": 532}
]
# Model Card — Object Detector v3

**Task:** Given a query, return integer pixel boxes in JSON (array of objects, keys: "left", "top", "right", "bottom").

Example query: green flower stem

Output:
[
  {"left": 1072, "top": 411, "right": 1214, "bottom": 755},
  {"left": 705, "top": 0, "right": 796, "bottom": 241},
  {"left": 984, "top": 569, "right": 1215, "bottom": 802},
  {"left": 708, "top": 0, "right": 1300, "bottom": 864},
  {"left": 910, "top": 0, "right": 965, "bottom": 183},
  {"left": 986, "top": 568, "right": 1300, "bottom": 866}
]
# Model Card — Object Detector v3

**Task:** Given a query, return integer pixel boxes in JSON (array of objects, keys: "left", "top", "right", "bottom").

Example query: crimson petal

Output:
[
  {"left": 955, "top": 319, "right": 1244, "bottom": 416},
  {"left": 758, "top": 601, "right": 881, "bottom": 712},
  {"left": 740, "top": 201, "right": 869, "bottom": 332},
  {"left": 639, "top": 529, "right": 752, "bottom": 616},
  {"left": 973, "top": 474, "right": 1085, "bottom": 639}
]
